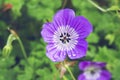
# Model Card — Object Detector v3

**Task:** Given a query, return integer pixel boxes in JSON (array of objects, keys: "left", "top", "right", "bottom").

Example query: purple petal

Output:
[
  {"left": 98, "top": 70, "right": 111, "bottom": 80},
  {"left": 78, "top": 74, "right": 86, "bottom": 80},
  {"left": 70, "top": 16, "right": 93, "bottom": 39},
  {"left": 53, "top": 50, "right": 67, "bottom": 62},
  {"left": 67, "top": 39, "right": 88, "bottom": 59},
  {"left": 79, "top": 61, "right": 91, "bottom": 70},
  {"left": 53, "top": 8, "right": 75, "bottom": 26},
  {"left": 94, "top": 62, "right": 106, "bottom": 68},
  {"left": 41, "top": 22, "right": 56, "bottom": 43},
  {"left": 46, "top": 43, "right": 67, "bottom": 62},
  {"left": 79, "top": 61, "right": 106, "bottom": 70}
]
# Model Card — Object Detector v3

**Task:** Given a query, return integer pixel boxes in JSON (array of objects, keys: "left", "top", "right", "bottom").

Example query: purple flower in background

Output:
[
  {"left": 41, "top": 8, "right": 92, "bottom": 62},
  {"left": 78, "top": 61, "right": 111, "bottom": 80}
]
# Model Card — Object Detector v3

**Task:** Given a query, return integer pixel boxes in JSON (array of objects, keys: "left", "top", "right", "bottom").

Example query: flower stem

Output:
[
  {"left": 87, "top": 0, "right": 108, "bottom": 12},
  {"left": 17, "top": 37, "right": 28, "bottom": 61},
  {"left": 65, "top": 65, "right": 76, "bottom": 80},
  {"left": 62, "top": 0, "right": 67, "bottom": 9},
  {"left": 61, "top": 61, "right": 76, "bottom": 80},
  {"left": 62, "top": 61, "right": 76, "bottom": 80},
  {"left": 63, "top": 75, "right": 68, "bottom": 80},
  {"left": 9, "top": 28, "right": 29, "bottom": 64}
]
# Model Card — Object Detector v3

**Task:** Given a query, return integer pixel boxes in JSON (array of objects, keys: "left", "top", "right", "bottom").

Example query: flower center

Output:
[
  {"left": 53, "top": 25, "right": 79, "bottom": 51},
  {"left": 90, "top": 70, "right": 95, "bottom": 75},
  {"left": 59, "top": 32, "right": 71, "bottom": 44},
  {"left": 84, "top": 66, "right": 101, "bottom": 80}
]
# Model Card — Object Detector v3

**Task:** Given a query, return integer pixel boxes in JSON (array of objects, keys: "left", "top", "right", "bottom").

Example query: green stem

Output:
[
  {"left": 16, "top": 36, "right": 29, "bottom": 63},
  {"left": 61, "top": 62, "right": 76, "bottom": 80},
  {"left": 8, "top": 28, "right": 29, "bottom": 64},
  {"left": 116, "top": 10, "right": 120, "bottom": 18},
  {"left": 65, "top": 65, "right": 76, "bottom": 80},
  {"left": 6, "top": 34, "right": 16, "bottom": 45},
  {"left": 62, "top": 0, "right": 67, "bottom": 9},
  {"left": 63, "top": 75, "right": 68, "bottom": 80},
  {"left": 87, "top": 0, "right": 108, "bottom": 12}
]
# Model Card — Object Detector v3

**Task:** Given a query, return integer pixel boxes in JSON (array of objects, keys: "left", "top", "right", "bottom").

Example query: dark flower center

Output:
[
  {"left": 90, "top": 70, "right": 95, "bottom": 75},
  {"left": 59, "top": 32, "right": 71, "bottom": 44}
]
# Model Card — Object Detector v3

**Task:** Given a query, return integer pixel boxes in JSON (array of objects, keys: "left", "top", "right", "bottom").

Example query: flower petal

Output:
[
  {"left": 53, "top": 50, "right": 67, "bottom": 62},
  {"left": 94, "top": 62, "right": 106, "bottom": 68},
  {"left": 79, "top": 61, "right": 106, "bottom": 70},
  {"left": 67, "top": 39, "right": 88, "bottom": 59},
  {"left": 53, "top": 8, "right": 75, "bottom": 26},
  {"left": 70, "top": 16, "right": 93, "bottom": 39},
  {"left": 79, "top": 61, "right": 91, "bottom": 70},
  {"left": 41, "top": 22, "right": 56, "bottom": 43},
  {"left": 78, "top": 74, "right": 86, "bottom": 80},
  {"left": 46, "top": 43, "right": 67, "bottom": 62},
  {"left": 98, "top": 70, "right": 111, "bottom": 80}
]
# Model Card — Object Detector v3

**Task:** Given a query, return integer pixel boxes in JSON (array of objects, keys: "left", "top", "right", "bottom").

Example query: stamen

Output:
[
  {"left": 67, "top": 33, "right": 70, "bottom": 37},
  {"left": 60, "top": 33, "right": 63, "bottom": 37},
  {"left": 90, "top": 70, "right": 95, "bottom": 75},
  {"left": 64, "top": 33, "right": 66, "bottom": 35},
  {"left": 60, "top": 39, "right": 66, "bottom": 44},
  {"left": 59, "top": 32, "right": 71, "bottom": 44},
  {"left": 53, "top": 26, "right": 79, "bottom": 51},
  {"left": 66, "top": 38, "right": 71, "bottom": 42}
]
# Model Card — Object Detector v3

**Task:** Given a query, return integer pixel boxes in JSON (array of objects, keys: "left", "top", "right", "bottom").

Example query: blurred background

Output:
[{"left": 0, "top": 0, "right": 120, "bottom": 80}]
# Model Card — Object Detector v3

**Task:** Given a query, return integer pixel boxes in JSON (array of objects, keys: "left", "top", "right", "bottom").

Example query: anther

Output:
[
  {"left": 90, "top": 70, "right": 95, "bottom": 75},
  {"left": 60, "top": 33, "right": 63, "bottom": 37},
  {"left": 67, "top": 33, "right": 70, "bottom": 37},
  {"left": 59, "top": 32, "right": 71, "bottom": 44}
]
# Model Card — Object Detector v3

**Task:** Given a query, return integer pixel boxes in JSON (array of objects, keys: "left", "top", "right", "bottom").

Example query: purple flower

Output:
[
  {"left": 41, "top": 8, "right": 92, "bottom": 62},
  {"left": 78, "top": 61, "right": 111, "bottom": 80}
]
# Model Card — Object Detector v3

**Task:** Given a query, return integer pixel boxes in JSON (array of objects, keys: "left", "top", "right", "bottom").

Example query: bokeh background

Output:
[{"left": 0, "top": 0, "right": 120, "bottom": 80}]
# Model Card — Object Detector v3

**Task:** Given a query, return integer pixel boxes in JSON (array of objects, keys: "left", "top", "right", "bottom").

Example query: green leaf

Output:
[
  {"left": 111, "top": 60, "right": 120, "bottom": 80},
  {"left": 87, "top": 32, "right": 99, "bottom": 43},
  {"left": 26, "top": 0, "right": 61, "bottom": 20},
  {"left": 107, "top": 5, "right": 119, "bottom": 11},
  {"left": 105, "top": 33, "right": 115, "bottom": 45},
  {"left": 94, "top": 46, "right": 116, "bottom": 63},
  {"left": 4, "top": 0, "right": 24, "bottom": 19}
]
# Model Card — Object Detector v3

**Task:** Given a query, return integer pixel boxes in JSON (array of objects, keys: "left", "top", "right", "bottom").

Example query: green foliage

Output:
[
  {"left": 26, "top": 0, "right": 61, "bottom": 20},
  {"left": 87, "top": 32, "right": 99, "bottom": 43},
  {"left": 0, "top": 57, "right": 16, "bottom": 80},
  {"left": 94, "top": 46, "right": 117, "bottom": 62},
  {"left": 112, "top": 60, "right": 120, "bottom": 80},
  {"left": 4, "top": 0, "right": 24, "bottom": 19},
  {"left": 16, "top": 40, "right": 60, "bottom": 80},
  {"left": 0, "top": 0, "right": 120, "bottom": 80}
]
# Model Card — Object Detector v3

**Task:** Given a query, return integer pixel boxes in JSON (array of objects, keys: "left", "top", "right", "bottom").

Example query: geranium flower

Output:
[
  {"left": 78, "top": 61, "right": 111, "bottom": 80},
  {"left": 41, "top": 8, "right": 92, "bottom": 62}
]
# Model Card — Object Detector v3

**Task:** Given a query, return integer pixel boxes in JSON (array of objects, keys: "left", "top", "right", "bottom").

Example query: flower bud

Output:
[
  {"left": 2, "top": 44, "right": 13, "bottom": 57},
  {"left": 2, "top": 34, "right": 16, "bottom": 58}
]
